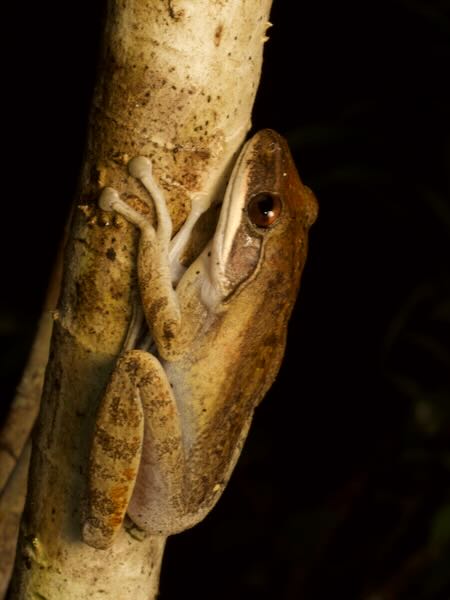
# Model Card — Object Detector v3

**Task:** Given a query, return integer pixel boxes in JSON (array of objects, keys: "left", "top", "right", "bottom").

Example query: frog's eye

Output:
[{"left": 247, "top": 193, "right": 282, "bottom": 228}]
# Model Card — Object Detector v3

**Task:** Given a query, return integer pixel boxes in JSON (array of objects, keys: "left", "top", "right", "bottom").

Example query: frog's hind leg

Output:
[{"left": 82, "top": 350, "right": 183, "bottom": 548}]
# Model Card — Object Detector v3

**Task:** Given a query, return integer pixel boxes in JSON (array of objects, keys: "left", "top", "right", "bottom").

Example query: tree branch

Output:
[{"left": 8, "top": 1, "right": 273, "bottom": 598}]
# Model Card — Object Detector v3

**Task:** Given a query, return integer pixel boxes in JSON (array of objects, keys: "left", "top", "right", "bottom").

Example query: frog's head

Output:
[{"left": 203, "top": 129, "right": 318, "bottom": 310}]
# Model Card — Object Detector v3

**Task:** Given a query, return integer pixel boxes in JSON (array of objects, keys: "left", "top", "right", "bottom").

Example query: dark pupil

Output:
[
  {"left": 257, "top": 195, "right": 275, "bottom": 217},
  {"left": 248, "top": 192, "right": 281, "bottom": 227}
]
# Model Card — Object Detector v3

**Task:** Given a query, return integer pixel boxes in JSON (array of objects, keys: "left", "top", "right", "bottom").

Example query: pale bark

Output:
[{"left": 8, "top": 1, "right": 273, "bottom": 598}]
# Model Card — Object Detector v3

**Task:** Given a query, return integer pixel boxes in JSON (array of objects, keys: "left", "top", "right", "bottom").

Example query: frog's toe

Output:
[
  {"left": 128, "top": 156, "right": 152, "bottom": 180},
  {"left": 99, "top": 187, "right": 120, "bottom": 212}
]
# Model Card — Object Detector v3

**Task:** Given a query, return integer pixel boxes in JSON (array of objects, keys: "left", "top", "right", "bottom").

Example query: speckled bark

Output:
[{"left": 8, "top": 1, "right": 273, "bottom": 598}]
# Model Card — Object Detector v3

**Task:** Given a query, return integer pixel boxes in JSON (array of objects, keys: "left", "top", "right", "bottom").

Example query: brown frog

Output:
[{"left": 82, "top": 129, "right": 318, "bottom": 549}]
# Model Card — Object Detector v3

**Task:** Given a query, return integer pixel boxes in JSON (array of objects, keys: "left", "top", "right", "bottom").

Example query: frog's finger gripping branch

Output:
[
  {"left": 99, "top": 187, "right": 153, "bottom": 234},
  {"left": 128, "top": 157, "right": 172, "bottom": 251},
  {"left": 100, "top": 159, "right": 182, "bottom": 353}
]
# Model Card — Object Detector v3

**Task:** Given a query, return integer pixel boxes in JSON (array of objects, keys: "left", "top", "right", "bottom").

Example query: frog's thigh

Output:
[{"left": 82, "top": 351, "right": 156, "bottom": 549}]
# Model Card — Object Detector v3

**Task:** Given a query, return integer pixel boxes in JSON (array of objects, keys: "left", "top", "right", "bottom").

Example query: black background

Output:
[{"left": 1, "top": 2, "right": 450, "bottom": 599}]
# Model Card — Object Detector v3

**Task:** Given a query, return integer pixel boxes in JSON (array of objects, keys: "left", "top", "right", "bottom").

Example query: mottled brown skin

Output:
[{"left": 83, "top": 130, "right": 317, "bottom": 549}]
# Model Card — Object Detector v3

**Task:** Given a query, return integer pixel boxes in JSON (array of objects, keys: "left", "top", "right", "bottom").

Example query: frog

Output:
[{"left": 82, "top": 129, "right": 318, "bottom": 549}]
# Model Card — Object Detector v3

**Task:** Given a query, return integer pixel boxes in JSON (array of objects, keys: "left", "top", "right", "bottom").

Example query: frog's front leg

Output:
[
  {"left": 82, "top": 350, "right": 184, "bottom": 549},
  {"left": 99, "top": 157, "right": 190, "bottom": 360}
]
